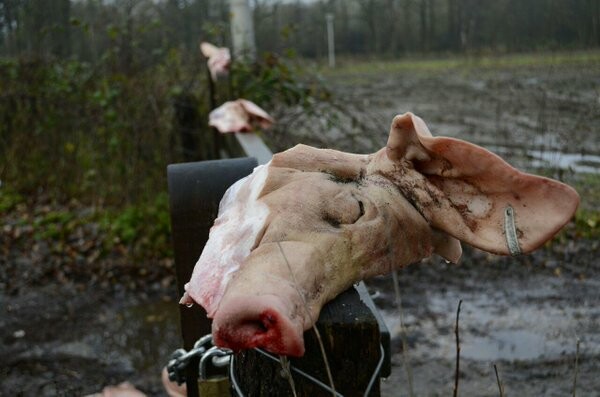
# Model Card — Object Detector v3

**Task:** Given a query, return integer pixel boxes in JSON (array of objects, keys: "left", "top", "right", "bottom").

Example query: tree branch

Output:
[{"left": 453, "top": 299, "right": 463, "bottom": 397}]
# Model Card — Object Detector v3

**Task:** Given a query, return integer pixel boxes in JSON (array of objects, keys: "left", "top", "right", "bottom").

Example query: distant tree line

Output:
[
  {"left": 0, "top": 0, "right": 599, "bottom": 63},
  {"left": 256, "top": 0, "right": 600, "bottom": 57}
]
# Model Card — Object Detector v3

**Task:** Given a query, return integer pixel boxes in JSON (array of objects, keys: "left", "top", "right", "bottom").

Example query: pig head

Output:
[
  {"left": 209, "top": 99, "right": 274, "bottom": 133},
  {"left": 181, "top": 112, "right": 579, "bottom": 357},
  {"left": 200, "top": 42, "right": 230, "bottom": 81}
]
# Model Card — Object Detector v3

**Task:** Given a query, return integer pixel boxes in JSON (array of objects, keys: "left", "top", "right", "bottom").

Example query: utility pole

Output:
[
  {"left": 326, "top": 13, "right": 335, "bottom": 68},
  {"left": 230, "top": 0, "right": 256, "bottom": 62}
]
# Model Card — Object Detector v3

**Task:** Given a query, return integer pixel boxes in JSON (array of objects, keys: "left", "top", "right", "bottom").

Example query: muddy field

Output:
[
  {"left": 272, "top": 57, "right": 600, "bottom": 396},
  {"left": 373, "top": 241, "right": 600, "bottom": 396},
  {"left": 271, "top": 58, "right": 600, "bottom": 190},
  {"left": 2, "top": 57, "right": 599, "bottom": 396}
]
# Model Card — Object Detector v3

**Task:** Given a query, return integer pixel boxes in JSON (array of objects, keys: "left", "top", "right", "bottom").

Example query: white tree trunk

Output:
[
  {"left": 230, "top": 0, "right": 257, "bottom": 61},
  {"left": 326, "top": 13, "right": 335, "bottom": 68}
]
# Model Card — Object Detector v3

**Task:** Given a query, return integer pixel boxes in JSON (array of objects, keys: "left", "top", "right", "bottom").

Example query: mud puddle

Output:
[{"left": 475, "top": 144, "right": 600, "bottom": 175}]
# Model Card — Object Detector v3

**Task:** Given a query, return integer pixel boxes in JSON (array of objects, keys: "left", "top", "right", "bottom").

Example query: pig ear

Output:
[
  {"left": 238, "top": 99, "right": 275, "bottom": 128},
  {"left": 387, "top": 113, "right": 580, "bottom": 255},
  {"left": 200, "top": 42, "right": 219, "bottom": 58}
]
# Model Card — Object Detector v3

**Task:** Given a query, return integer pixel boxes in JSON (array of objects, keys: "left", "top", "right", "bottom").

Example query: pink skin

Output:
[
  {"left": 200, "top": 42, "right": 230, "bottom": 81},
  {"left": 86, "top": 382, "right": 146, "bottom": 397},
  {"left": 161, "top": 368, "right": 186, "bottom": 397},
  {"left": 182, "top": 113, "right": 580, "bottom": 357},
  {"left": 208, "top": 99, "right": 274, "bottom": 134}
]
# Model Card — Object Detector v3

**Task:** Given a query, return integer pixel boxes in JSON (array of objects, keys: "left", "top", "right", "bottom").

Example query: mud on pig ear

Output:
[{"left": 385, "top": 112, "right": 580, "bottom": 256}]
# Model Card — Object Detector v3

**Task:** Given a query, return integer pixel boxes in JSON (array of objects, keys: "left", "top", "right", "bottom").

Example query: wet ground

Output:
[
  {"left": 2, "top": 55, "right": 599, "bottom": 396},
  {"left": 269, "top": 56, "right": 600, "bottom": 209},
  {"left": 370, "top": 240, "right": 600, "bottom": 396},
  {"left": 2, "top": 241, "right": 597, "bottom": 396},
  {"left": 0, "top": 280, "right": 181, "bottom": 396}
]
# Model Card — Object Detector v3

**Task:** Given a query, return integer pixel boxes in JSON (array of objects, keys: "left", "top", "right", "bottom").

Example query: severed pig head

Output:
[
  {"left": 180, "top": 112, "right": 579, "bottom": 357},
  {"left": 209, "top": 99, "right": 274, "bottom": 133},
  {"left": 200, "top": 42, "right": 231, "bottom": 81}
]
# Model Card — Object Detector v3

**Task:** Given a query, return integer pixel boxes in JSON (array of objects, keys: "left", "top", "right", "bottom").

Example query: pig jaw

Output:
[{"left": 212, "top": 294, "right": 306, "bottom": 356}]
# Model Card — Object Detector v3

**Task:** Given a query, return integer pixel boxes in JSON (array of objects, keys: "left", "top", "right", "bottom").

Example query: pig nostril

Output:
[
  {"left": 259, "top": 312, "right": 277, "bottom": 332},
  {"left": 238, "top": 312, "right": 277, "bottom": 335},
  {"left": 214, "top": 304, "right": 305, "bottom": 356},
  {"left": 240, "top": 319, "right": 268, "bottom": 334}
]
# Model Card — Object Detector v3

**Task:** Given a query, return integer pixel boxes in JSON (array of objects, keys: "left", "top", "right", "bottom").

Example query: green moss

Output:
[
  {"left": 563, "top": 173, "right": 600, "bottom": 213},
  {"left": 100, "top": 193, "right": 172, "bottom": 259},
  {"left": 0, "top": 188, "right": 23, "bottom": 213}
]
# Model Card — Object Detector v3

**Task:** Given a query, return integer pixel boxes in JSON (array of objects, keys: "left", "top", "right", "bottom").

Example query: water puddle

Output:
[
  {"left": 373, "top": 279, "right": 600, "bottom": 363},
  {"left": 488, "top": 145, "right": 600, "bottom": 174},
  {"left": 462, "top": 329, "right": 549, "bottom": 361},
  {"left": 78, "top": 299, "right": 181, "bottom": 375},
  {"left": 411, "top": 119, "right": 600, "bottom": 174},
  {"left": 528, "top": 149, "right": 600, "bottom": 174}
]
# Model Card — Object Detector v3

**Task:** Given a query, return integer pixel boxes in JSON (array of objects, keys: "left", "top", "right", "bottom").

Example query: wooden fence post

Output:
[
  {"left": 167, "top": 157, "right": 259, "bottom": 397},
  {"left": 233, "top": 286, "right": 385, "bottom": 396}
]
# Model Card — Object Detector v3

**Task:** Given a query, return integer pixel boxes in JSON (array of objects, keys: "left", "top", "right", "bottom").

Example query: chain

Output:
[
  {"left": 167, "top": 335, "right": 385, "bottom": 397},
  {"left": 166, "top": 334, "right": 232, "bottom": 385}
]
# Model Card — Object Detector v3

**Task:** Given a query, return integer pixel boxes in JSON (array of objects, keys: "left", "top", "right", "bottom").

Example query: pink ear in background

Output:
[
  {"left": 200, "top": 41, "right": 231, "bottom": 81},
  {"left": 84, "top": 382, "right": 146, "bottom": 397},
  {"left": 209, "top": 99, "right": 275, "bottom": 133}
]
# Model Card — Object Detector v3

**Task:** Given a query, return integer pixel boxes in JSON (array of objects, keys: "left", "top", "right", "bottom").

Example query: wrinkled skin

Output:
[
  {"left": 181, "top": 113, "right": 579, "bottom": 356},
  {"left": 209, "top": 99, "right": 274, "bottom": 133}
]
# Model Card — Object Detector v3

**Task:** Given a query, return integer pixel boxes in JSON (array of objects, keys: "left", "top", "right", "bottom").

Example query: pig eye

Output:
[
  {"left": 323, "top": 199, "right": 364, "bottom": 227},
  {"left": 347, "top": 199, "right": 366, "bottom": 225},
  {"left": 357, "top": 200, "right": 365, "bottom": 218}
]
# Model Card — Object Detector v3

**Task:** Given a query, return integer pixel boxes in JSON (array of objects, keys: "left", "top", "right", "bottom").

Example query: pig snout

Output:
[{"left": 212, "top": 294, "right": 306, "bottom": 356}]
